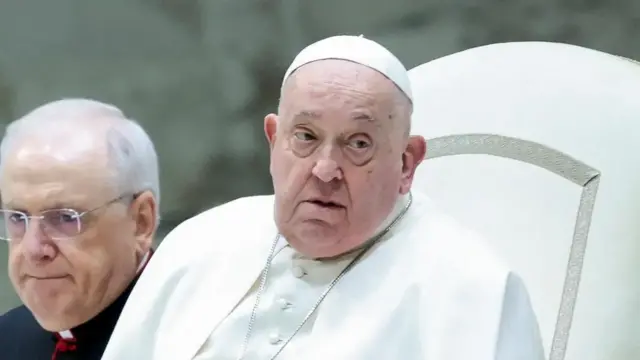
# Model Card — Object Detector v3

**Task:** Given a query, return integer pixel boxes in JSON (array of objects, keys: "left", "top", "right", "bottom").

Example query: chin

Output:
[
  {"left": 32, "top": 310, "right": 78, "bottom": 332},
  {"left": 295, "top": 222, "right": 339, "bottom": 242},
  {"left": 289, "top": 231, "right": 351, "bottom": 259},
  {"left": 27, "top": 297, "right": 83, "bottom": 331},
  {"left": 36, "top": 318, "right": 72, "bottom": 332}
]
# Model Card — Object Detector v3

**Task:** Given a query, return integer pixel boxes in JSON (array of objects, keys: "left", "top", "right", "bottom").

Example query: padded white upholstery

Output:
[{"left": 409, "top": 42, "right": 640, "bottom": 360}]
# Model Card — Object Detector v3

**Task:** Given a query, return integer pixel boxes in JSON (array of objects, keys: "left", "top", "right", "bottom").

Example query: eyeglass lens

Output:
[{"left": 0, "top": 209, "right": 82, "bottom": 241}]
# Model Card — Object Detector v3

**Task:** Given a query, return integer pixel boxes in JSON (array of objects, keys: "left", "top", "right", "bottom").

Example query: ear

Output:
[
  {"left": 264, "top": 113, "right": 279, "bottom": 150},
  {"left": 399, "top": 135, "right": 427, "bottom": 194},
  {"left": 129, "top": 190, "right": 157, "bottom": 256}
]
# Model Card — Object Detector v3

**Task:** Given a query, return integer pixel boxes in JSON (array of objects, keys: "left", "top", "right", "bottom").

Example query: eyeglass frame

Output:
[{"left": 0, "top": 193, "right": 139, "bottom": 242}]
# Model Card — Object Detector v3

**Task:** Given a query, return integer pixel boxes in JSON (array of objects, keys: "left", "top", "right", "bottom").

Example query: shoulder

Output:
[
  {"left": 171, "top": 194, "right": 274, "bottom": 240},
  {"left": 158, "top": 195, "right": 275, "bottom": 261},
  {"left": 103, "top": 196, "right": 276, "bottom": 357},
  {"left": 0, "top": 305, "right": 40, "bottom": 340},
  {"left": 0, "top": 306, "right": 58, "bottom": 359},
  {"left": 407, "top": 192, "right": 512, "bottom": 286},
  {"left": 147, "top": 193, "right": 273, "bottom": 261},
  {"left": 139, "top": 194, "right": 274, "bottom": 280},
  {"left": 127, "top": 194, "right": 276, "bottom": 299},
  {"left": 399, "top": 193, "right": 523, "bottom": 325},
  {"left": 0, "top": 305, "right": 33, "bottom": 326}
]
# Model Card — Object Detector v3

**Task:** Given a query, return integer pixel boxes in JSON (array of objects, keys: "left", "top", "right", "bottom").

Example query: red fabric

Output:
[{"left": 51, "top": 336, "right": 77, "bottom": 360}]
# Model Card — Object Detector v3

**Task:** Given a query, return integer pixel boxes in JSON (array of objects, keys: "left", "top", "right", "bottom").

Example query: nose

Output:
[
  {"left": 312, "top": 159, "right": 343, "bottom": 182},
  {"left": 22, "top": 219, "right": 56, "bottom": 262}
]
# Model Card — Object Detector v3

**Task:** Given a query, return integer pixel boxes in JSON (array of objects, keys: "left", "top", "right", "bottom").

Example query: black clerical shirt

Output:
[
  {"left": 0, "top": 251, "right": 153, "bottom": 360},
  {"left": 0, "top": 274, "right": 142, "bottom": 360}
]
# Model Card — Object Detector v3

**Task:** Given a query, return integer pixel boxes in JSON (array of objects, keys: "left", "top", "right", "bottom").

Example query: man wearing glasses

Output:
[{"left": 0, "top": 98, "right": 159, "bottom": 360}]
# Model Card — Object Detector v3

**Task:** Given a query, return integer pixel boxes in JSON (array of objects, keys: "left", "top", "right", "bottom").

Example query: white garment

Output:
[
  {"left": 194, "top": 240, "right": 359, "bottom": 360},
  {"left": 102, "top": 192, "right": 544, "bottom": 360},
  {"left": 195, "top": 195, "right": 410, "bottom": 360}
]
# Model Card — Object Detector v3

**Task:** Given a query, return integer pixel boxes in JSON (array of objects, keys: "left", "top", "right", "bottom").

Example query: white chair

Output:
[{"left": 409, "top": 42, "right": 640, "bottom": 360}]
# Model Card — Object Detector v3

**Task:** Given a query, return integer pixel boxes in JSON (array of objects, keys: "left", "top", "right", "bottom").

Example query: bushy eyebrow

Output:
[
  {"left": 292, "top": 110, "right": 321, "bottom": 121},
  {"left": 351, "top": 112, "right": 374, "bottom": 122},
  {"left": 292, "top": 110, "right": 376, "bottom": 123}
]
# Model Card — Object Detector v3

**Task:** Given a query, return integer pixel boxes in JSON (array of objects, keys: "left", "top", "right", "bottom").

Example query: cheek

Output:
[
  {"left": 7, "top": 246, "right": 22, "bottom": 285},
  {"left": 272, "top": 151, "right": 312, "bottom": 192},
  {"left": 345, "top": 170, "right": 376, "bottom": 203},
  {"left": 347, "top": 166, "right": 398, "bottom": 205},
  {"left": 63, "top": 243, "right": 109, "bottom": 281},
  {"left": 63, "top": 233, "right": 122, "bottom": 289}
]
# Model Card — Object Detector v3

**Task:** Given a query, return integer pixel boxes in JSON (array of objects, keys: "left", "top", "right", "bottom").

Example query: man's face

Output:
[
  {"left": 265, "top": 60, "right": 425, "bottom": 258},
  {"left": 2, "top": 137, "right": 154, "bottom": 331}
]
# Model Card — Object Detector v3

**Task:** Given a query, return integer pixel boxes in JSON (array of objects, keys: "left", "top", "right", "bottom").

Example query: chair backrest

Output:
[{"left": 409, "top": 42, "right": 640, "bottom": 360}]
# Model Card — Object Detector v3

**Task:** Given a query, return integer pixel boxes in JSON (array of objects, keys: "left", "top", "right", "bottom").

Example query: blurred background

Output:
[{"left": 0, "top": 0, "right": 639, "bottom": 311}]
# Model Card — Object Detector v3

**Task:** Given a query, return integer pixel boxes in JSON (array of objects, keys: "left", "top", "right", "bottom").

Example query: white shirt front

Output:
[{"left": 195, "top": 239, "right": 359, "bottom": 359}]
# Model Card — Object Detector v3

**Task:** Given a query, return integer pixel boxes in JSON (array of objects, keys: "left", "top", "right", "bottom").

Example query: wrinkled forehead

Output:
[
  {"left": 0, "top": 128, "right": 113, "bottom": 208},
  {"left": 280, "top": 60, "right": 402, "bottom": 127},
  {"left": 284, "top": 60, "right": 399, "bottom": 105}
]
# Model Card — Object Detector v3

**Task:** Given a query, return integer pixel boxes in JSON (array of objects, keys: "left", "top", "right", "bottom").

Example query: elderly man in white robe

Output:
[{"left": 102, "top": 36, "right": 545, "bottom": 360}]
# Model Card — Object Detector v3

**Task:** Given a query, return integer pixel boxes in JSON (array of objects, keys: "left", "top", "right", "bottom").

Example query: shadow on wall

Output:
[
  {"left": 0, "top": 73, "right": 16, "bottom": 311},
  {"left": 0, "top": 243, "right": 18, "bottom": 311},
  {"left": 0, "top": 71, "right": 14, "bottom": 123}
]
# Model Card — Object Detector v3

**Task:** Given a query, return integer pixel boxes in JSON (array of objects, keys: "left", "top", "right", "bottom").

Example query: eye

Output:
[
  {"left": 45, "top": 210, "right": 79, "bottom": 226},
  {"left": 58, "top": 211, "right": 79, "bottom": 223},
  {"left": 7, "top": 212, "right": 26, "bottom": 224},
  {"left": 347, "top": 137, "right": 371, "bottom": 150},
  {"left": 293, "top": 130, "right": 316, "bottom": 142}
]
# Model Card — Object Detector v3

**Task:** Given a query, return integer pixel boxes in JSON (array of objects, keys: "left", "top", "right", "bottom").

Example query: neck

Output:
[{"left": 372, "top": 192, "right": 411, "bottom": 236}]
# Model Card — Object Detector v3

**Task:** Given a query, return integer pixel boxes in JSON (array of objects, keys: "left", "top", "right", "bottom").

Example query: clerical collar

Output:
[{"left": 55, "top": 250, "right": 152, "bottom": 341}]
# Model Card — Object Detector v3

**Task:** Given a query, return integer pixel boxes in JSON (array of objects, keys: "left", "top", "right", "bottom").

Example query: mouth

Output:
[
  {"left": 27, "top": 275, "right": 68, "bottom": 281},
  {"left": 306, "top": 199, "right": 345, "bottom": 209}
]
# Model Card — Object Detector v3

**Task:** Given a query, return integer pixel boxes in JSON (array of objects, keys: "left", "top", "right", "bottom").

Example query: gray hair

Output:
[{"left": 0, "top": 98, "right": 161, "bottom": 205}]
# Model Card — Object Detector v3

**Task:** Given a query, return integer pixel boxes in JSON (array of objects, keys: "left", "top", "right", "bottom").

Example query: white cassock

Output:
[
  {"left": 102, "top": 191, "right": 544, "bottom": 360},
  {"left": 409, "top": 42, "right": 640, "bottom": 360}
]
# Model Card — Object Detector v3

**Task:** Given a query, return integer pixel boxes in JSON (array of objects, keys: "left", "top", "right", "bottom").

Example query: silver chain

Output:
[{"left": 236, "top": 193, "right": 413, "bottom": 360}]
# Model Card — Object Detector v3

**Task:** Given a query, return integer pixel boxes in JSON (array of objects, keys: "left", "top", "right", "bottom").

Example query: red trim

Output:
[{"left": 52, "top": 333, "right": 77, "bottom": 360}]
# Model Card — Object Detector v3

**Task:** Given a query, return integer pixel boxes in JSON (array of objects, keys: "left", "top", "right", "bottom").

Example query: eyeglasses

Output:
[{"left": 0, "top": 194, "right": 135, "bottom": 242}]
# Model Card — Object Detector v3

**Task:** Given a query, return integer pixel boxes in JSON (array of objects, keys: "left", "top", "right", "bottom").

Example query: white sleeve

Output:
[{"left": 495, "top": 273, "right": 546, "bottom": 360}]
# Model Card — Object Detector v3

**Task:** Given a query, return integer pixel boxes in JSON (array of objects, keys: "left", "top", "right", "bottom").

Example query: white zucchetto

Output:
[{"left": 281, "top": 35, "right": 412, "bottom": 102}]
